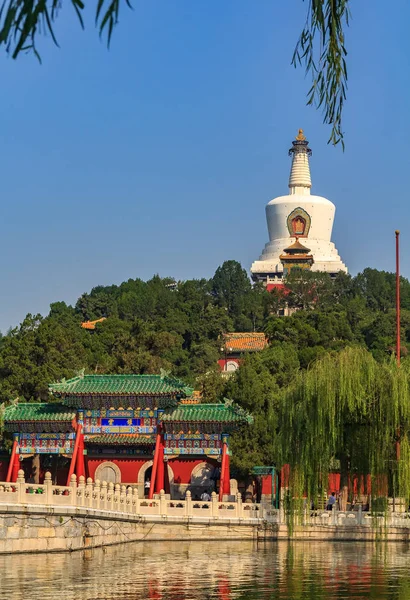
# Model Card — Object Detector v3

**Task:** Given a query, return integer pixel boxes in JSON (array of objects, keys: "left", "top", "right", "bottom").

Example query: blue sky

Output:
[{"left": 0, "top": 0, "right": 408, "bottom": 332}]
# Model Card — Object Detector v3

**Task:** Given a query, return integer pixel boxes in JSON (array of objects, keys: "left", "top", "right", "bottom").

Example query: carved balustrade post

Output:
[
  {"left": 17, "top": 469, "right": 25, "bottom": 503},
  {"left": 86, "top": 477, "right": 93, "bottom": 508},
  {"left": 108, "top": 482, "right": 114, "bottom": 511},
  {"left": 44, "top": 471, "right": 53, "bottom": 505},
  {"left": 101, "top": 481, "right": 107, "bottom": 510},
  {"left": 211, "top": 491, "right": 218, "bottom": 518},
  {"left": 236, "top": 491, "right": 243, "bottom": 519},
  {"left": 113, "top": 484, "right": 120, "bottom": 511},
  {"left": 70, "top": 474, "right": 77, "bottom": 506},
  {"left": 78, "top": 475, "right": 86, "bottom": 507},
  {"left": 125, "top": 486, "right": 132, "bottom": 513},
  {"left": 94, "top": 479, "right": 101, "bottom": 509},
  {"left": 159, "top": 489, "right": 167, "bottom": 516},
  {"left": 133, "top": 488, "right": 139, "bottom": 514},
  {"left": 120, "top": 485, "right": 126, "bottom": 513},
  {"left": 185, "top": 490, "right": 192, "bottom": 517}
]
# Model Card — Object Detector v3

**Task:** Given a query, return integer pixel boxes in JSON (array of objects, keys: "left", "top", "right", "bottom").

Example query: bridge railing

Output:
[{"left": 0, "top": 470, "right": 263, "bottom": 520}]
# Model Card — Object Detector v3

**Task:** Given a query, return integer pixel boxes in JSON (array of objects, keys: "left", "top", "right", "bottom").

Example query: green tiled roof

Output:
[
  {"left": 49, "top": 374, "right": 192, "bottom": 397},
  {"left": 84, "top": 434, "right": 155, "bottom": 445},
  {"left": 160, "top": 401, "right": 253, "bottom": 425},
  {"left": 3, "top": 403, "right": 75, "bottom": 423}
]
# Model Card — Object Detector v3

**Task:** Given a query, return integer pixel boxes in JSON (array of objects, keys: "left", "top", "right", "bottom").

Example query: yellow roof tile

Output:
[{"left": 223, "top": 332, "right": 267, "bottom": 353}]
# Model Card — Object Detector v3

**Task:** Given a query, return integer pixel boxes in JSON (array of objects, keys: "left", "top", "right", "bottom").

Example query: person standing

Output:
[
  {"left": 326, "top": 492, "right": 336, "bottom": 510},
  {"left": 144, "top": 478, "right": 151, "bottom": 497}
]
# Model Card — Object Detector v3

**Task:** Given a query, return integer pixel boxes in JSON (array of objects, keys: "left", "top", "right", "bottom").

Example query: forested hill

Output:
[{"left": 0, "top": 260, "right": 409, "bottom": 411}]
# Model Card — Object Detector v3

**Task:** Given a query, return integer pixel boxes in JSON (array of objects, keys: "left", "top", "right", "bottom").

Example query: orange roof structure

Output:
[
  {"left": 180, "top": 390, "right": 202, "bottom": 405},
  {"left": 222, "top": 332, "right": 268, "bottom": 353},
  {"left": 81, "top": 317, "right": 107, "bottom": 330}
]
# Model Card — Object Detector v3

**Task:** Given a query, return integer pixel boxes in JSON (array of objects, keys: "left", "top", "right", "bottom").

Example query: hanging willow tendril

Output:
[
  {"left": 276, "top": 347, "right": 410, "bottom": 530},
  {"left": 0, "top": 0, "right": 132, "bottom": 60},
  {"left": 292, "top": 0, "right": 351, "bottom": 148}
]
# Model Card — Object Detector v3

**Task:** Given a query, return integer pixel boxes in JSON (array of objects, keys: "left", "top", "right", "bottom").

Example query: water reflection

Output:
[{"left": 1, "top": 541, "right": 410, "bottom": 599}]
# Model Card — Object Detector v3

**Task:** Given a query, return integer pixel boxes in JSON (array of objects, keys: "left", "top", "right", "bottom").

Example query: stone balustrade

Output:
[
  {"left": 3, "top": 471, "right": 410, "bottom": 530},
  {"left": 0, "top": 470, "right": 263, "bottom": 521},
  {"left": 268, "top": 504, "right": 410, "bottom": 529}
]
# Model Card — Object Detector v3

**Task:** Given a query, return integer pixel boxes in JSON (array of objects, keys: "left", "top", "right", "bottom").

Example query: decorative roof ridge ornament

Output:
[
  {"left": 223, "top": 397, "right": 254, "bottom": 424},
  {"left": 295, "top": 128, "right": 306, "bottom": 141},
  {"left": 160, "top": 368, "right": 171, "bottom": 380}
]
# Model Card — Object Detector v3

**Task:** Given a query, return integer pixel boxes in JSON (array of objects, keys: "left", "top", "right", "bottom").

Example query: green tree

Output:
[
  {"left": 276, "top": 347, "right": 410, "bottom": 516},
  {"left": 354, "top": 268, "right": 410, "bottom": 313},
  {"left": 280, "top": 270, "right": 335, "bottom": 311},
  {"left": 226, "top": 344, "right": 299, "bottom": 476},
  {"left": 0, "top": 313, "right": 88, "bottom": 401},
  {"left": 212, "top": 260, "right": 251, "bottom": 312}
]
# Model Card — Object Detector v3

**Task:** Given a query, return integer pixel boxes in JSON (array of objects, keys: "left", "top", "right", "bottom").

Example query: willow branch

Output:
[
  {"left": 293, "top": 0, "right": 351, "bottom": 148},
  {"left": 0, "top": 0, "right": 132, "bottom": 59}
]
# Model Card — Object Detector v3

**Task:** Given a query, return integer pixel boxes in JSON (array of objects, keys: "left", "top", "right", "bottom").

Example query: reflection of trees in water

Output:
[{"left": 2, "top": 541, "right": 410, "bottom": 599}]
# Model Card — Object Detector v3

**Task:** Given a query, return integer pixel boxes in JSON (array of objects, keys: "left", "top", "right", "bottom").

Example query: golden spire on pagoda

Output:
[{"left": 295, "top": 128, "right": 306, "bottom": 141}]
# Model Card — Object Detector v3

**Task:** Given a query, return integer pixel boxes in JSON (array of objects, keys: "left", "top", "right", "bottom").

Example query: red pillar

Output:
[
  {"left": 219, "top": 434, "right": 229, "bottom": 501},
  {"left": 149, "top": 427, "right": 162, "bottom": 500},
  {"left": 6, "top": 436, "right": 18, "bottom": 483},
  {"left": 11, "top": 451, "right": 21, "bottom": 483},
  {"left": 155, "top": 438, "right": 165, "bottom": 494},
  {"left": 76, "top": 430, "right": 85, "bottom": 480},
  {"left": 223, "top": 453, "right": 230, "bottom": 496},
  {"left": 66, "top": 424, "right": 82, "bottom": 486}
]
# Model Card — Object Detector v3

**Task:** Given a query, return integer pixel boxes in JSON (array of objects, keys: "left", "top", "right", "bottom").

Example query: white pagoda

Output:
[{"left": 251, "top": 130, "right": 347, "bottom": 286}]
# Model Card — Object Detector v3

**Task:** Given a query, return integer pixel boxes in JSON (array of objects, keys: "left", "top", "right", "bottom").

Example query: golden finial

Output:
[{"left": 295, "top": 129, "right": 306, "bottom": 141}]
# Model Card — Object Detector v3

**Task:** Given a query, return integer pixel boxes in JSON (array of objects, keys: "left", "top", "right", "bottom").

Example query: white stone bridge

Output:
[
  {"left": 2, "top": 471, "right": 410, "bottom": 553},
  {"left": 0, "top": 470, "right": 267, "bottom": 553}
]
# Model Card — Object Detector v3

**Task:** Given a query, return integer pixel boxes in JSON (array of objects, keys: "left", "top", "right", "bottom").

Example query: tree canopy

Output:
[
  {"left": 2, "top": 262, "right": 410, "bottom": 492},
  {"left": 0, "top": 1, "right": 350, "bottom": 144},
  {"left": 276, "top": 347, "right": 410, "bottom": 513}
]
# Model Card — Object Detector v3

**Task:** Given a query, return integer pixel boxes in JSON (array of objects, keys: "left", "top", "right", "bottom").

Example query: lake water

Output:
[{"left": 1, "top": 540, "right": 410, "bottom": 599}]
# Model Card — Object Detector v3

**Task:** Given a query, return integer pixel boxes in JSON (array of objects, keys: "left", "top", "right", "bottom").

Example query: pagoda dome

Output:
[{"left": 251, "top": 130, "right": 347, "bottom": 281}]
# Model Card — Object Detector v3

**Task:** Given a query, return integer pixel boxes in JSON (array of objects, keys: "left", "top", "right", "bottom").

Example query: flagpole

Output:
[{"left": 396, "top": 230, "right": 401, "bottom": 366}]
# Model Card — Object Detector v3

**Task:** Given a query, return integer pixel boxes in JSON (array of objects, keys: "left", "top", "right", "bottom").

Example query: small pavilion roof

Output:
[
  {"left": 222, "top": 332, "right": 267, "bottom": 353},
  {"left": 3, "top": 403, "right": 76, "bottom": 432},
  {"left": 160, "top": 401, "right": 253, "bottom": 426},
  {"left": 3, "top": 403, "right": 75, "bottom": 423},
  {"left": 81, "top": 317, "right": 107, "bottom": 330},
  {"left": 282, "top": 239, "right": 311, "bottom": 254},
  {"left": 49, "top": 373, "right": 193, "bottom": 397}
]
